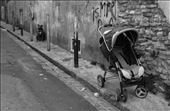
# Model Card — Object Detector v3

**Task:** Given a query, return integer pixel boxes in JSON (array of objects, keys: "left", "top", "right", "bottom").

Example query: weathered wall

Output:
[
  {"left": 29, "top": 1, "right": 115, "bottom": 65},
  {"left": 158, "top": 1, "right": 170, "bottom": 23},
  {"left": 117, "top": 0, "right": 170, "bottom": 80},
  {"left": 7, "top": 1, "right": 33, "bottom": 32},
  {"left": 4, "top": 0, "right": 170, "bottom": 80}
]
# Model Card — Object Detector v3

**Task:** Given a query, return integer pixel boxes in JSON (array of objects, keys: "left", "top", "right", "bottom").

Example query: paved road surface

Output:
[{"left": 1, "top": 29, "right": 98, "bottom": 111}]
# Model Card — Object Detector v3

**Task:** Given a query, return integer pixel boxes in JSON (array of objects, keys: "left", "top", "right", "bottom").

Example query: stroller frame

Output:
[{"left": 97, "top": 24, "right": 148, "bottom": 102}]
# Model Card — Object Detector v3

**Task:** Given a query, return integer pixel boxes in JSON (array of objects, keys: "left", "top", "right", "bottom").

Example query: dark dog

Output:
[{"left": 36, "top": 24, "right": 46, "bottom": 41}]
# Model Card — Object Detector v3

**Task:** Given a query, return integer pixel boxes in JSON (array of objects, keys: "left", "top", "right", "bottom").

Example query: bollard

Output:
[
  {"left": 21, "top": 26, "right": 23, "bottom": 36},
  {"left": 29, "top": 3, "right": 33, "bottom": 41},
  {"left": 73, "top": 31, "right": 80, "bottom": 68},
  {"left": 73, "top": 17, "right": 80, "bottom": 68},
  {"left": 12, "top": 24, "right": 15, "bottom": 32},
  {"left": 30, "top": 18, "right": 33, "bottom": 41},
  {"left": 47, "top": 14, "right": 50, "bottom": 51},
  {"left": 20, "top": 9, "right": 23, "bottom": 36},
  {"left": 12, "top": 11, "right": 15, "bottom": 32}
]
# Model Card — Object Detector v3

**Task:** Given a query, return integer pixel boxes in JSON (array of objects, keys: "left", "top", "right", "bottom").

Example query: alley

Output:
[
  {"left": 1, "top": 0, "right": 170, "bottom": 111},
  {"left": 0, "top": 29, "right": 98, "bottom": 111}
]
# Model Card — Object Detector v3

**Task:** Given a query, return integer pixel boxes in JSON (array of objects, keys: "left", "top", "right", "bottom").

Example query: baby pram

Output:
[{"left": 97, "top": 24, "right": 148, "bottom": 102}]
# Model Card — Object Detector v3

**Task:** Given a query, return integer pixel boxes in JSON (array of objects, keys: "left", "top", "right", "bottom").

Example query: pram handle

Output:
[{"left": 98, "top": 24, "right": 113, "bottom": 37}]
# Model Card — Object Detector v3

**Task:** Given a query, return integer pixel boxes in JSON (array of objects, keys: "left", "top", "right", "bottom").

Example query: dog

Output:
[{"left": 36, "top": 24, "right": 46, "bottom": 41}]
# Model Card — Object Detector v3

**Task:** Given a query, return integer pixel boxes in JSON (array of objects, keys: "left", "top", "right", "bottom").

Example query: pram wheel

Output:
[
  {"left": 135, "top": 85, "right": 148, "bottom": 99},
  {"left": 115, "top": 89, "right": 127, "bottom": 102},
  {"left": 97, "top": 75, "right": 105, "bottom": 88}
]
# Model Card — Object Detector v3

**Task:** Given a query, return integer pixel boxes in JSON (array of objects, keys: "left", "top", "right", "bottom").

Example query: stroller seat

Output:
[{"left": 114, "top": 50, "right": 144, "bottom": 79}]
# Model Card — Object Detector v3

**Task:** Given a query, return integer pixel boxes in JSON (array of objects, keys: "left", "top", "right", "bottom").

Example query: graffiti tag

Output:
[{"left": 92, "top": 1, "right": 117, "bottom": 28}]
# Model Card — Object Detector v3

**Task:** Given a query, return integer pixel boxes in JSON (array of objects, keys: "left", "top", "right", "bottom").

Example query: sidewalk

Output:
[{"left": 1, "top": 21, "right": 170, "bottom": 111}]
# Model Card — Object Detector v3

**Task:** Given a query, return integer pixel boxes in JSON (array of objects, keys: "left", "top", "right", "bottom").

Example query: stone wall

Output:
[
  {"left": 158, "top": 1, "right": 170, "bottom": 23},
  {"left": 4, "top": 0, "right": 170, "bottom": 80},
  {"left": 117, "top": 0, "right": 170, "bottom": 80}
]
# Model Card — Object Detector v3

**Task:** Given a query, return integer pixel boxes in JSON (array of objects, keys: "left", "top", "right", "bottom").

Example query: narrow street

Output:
[
  {"left": 0, "top": 29, "right": 98, "bottom": 111},
  {"left": 1, "top": 0, "right": 170, "bottom": 111}
]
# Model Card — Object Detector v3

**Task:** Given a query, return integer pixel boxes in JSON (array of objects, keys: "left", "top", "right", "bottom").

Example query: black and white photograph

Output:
[{"left": 0, "top": 0, "right": 170, "bottom": 111}]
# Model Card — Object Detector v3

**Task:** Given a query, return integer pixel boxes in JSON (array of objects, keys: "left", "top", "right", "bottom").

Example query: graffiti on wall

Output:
[{"left": 92, "top": 0, "right": 117, "bottom": 28}]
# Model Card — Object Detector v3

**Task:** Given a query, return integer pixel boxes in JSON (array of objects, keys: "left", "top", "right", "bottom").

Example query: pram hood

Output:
[
  {"left": 99, "top": 25, "right": 140, "bottom": 67},
  {"left": 99, "top": 25, "right": 144, "bottom": 80},
  {"left": 102, "top": 26, "right": 139, "bottom": 51}
]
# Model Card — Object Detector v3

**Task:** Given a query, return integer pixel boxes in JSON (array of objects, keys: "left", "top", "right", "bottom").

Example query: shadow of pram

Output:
[{"left": 102, "top": 72, "right": 170, "bottom": 102}]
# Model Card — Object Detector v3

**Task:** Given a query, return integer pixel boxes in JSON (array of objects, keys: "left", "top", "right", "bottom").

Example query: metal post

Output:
[
  {"left": 21, "top": 28, "right": 23, "bottom": 36},
  {"left": 73, "top": 17, "right": 79, "bottom": 68},
  {"left": 4, "top": 0, "right": 7, "bottom": 23},
  {"left": 47, "top": 14, "right": 50, "bottom": 51},
  {"left": 12, "top": 11, "right": 15, "bottom": 31},
  {"left": 30, "top": 19, "right": 33, "bottom": 41},
  {"left": 29, "top": 2, "right": 33, "bottom": 41},
  {"left": 20, "top": 9, "right": 23, "bottom": 36},
  {"left": 74, "top": 31, "right": 79, "bottom": 68}
]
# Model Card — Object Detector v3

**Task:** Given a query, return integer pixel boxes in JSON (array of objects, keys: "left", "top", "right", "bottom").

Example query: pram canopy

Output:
[
  {"left": 101, "top": 26, "right": 138, "bottom": 51},
  {"left": 99, "top": 25, "right": 139, "bottom": 66}
]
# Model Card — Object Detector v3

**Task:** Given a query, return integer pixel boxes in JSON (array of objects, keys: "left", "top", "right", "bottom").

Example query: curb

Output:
[
  {"left": 6, "top": 27, "right": 98, "bottom": 93},
  {"left": 1, "top": 25, "right": 129, "bottom": 111}
]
